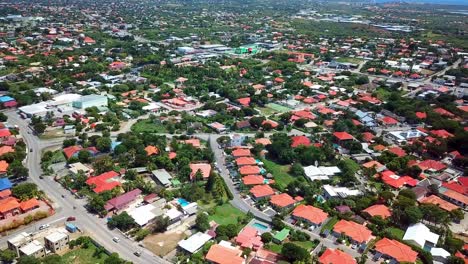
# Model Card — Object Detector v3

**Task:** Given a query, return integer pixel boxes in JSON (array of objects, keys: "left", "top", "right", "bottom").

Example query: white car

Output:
[
  {"left": 38, "top": 224, "right": 50, "bottom": 230},
  {"left": 112, "top": 237, "right": 120, "bottom": 243}
]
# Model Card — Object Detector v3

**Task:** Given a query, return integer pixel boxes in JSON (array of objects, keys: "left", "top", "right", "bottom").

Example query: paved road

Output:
[{"left": 4, "top": 111, "right": 169, "bottom": 264}]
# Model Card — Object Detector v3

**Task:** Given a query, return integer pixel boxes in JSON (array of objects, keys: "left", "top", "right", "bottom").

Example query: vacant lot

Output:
[
  {"left": 144, "top": 230, "right": 186, "bottom": 257},
  {"left": 131, "top": 119, "right": 167, "bottom": 133},
  {"left": 62, "top": 244, "right": 109, "bottom": 264},
  {"left": 262, "top": 159, "right": 294, "bottom": 191},
  {"left": 207, "top": 203, "right": 245, "bottom": 226}
]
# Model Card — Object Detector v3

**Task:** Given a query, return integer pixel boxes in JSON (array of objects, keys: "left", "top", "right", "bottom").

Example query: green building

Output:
[{"left": 273, "top": 228, "right": 290, "bottom": 244}]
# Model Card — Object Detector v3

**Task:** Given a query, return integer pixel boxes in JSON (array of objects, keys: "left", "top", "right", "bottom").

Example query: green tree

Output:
[
  {"left": 281, "top": 243, "right": 310, "bottom": 262},
  {"left": 104, "top": 253, "right": 125, "bottom": 264},
  {"left": 12, "top": 183, "right": 39, "bottom": 200},
  {"left": 261, "top": 232, "right": 273, "bottom": 243},
  {"left": 96, "top": 137, "right": 112, "bottom": 152},
  {"left": 195, "top": 213, "right": 210, "bottom": 232},
  {"left": 107, "top": 212, "right": 136, "bottom": 231},
  {"left": 78, "top": 150, "right": 92, "bottom": 163},
  {"left": 150, "top": 215, "right": 169, "bottom": 233},
  {"left": 0, "top": 249, "right": 16, "bottom": 263},
  {"left": 41, "top": 254, "right": 64, "bottom": 264},
  {"left": 17, "top": 255, "right": 39, "bottom": 264}
]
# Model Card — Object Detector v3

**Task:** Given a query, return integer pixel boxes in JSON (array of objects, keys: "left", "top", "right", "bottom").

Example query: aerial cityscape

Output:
[{"left": 0, "top": 0, "right": 466, "bottom": 263}]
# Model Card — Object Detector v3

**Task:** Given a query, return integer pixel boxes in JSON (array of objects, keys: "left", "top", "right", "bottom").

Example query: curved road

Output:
[{"left": 3, "top": 111, "right": 169, "bottom": 264}]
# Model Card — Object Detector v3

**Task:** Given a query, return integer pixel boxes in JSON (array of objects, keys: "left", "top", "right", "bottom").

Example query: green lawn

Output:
[
  {"left": 293, "top": 240, "right": 318, "bottom": 251},
  {"left": 51, "top": 150, "right": 66, "bottom": 163},
  {"left": 266, "top": 103, "right": 291, "bottom": 113},
  {"left": 257, "top": 107, "right": 277, "bottom": 116},
  {"left": 131, "top": 119, "right": 167, "bottom": 133},
  {"left": 336, "top": 57, "right": 363, "bottom": 64},
  {"left": 266, "top": 243, "right": 283, "bottom": 253},
  {"left": 385, "top": 227, "right": 405, "bottom": 240},
  {"left": 62, "top": 244, "right": 110, "bottom": 264},
  {"left": 321, "top": 216, "right": 338, "bottom": 232},
  {"left": 207, "top": 203, "right": 245, "bottom": 225},
  {"left": 262, "top": 159, "right": 295, "bottom": 191}
]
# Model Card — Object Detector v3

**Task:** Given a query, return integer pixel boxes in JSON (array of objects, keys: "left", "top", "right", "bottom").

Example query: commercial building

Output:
[
  {"left": 72, "top": 94, "right": 108, "bottom": 109},
  {"left": 44, "top": 230, "right": 69, "bottom": 253}
]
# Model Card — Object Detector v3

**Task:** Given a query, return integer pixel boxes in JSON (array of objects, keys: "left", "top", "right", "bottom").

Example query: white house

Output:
[{"left": 403, "top": 223, "right": 439, "bottom": 249}]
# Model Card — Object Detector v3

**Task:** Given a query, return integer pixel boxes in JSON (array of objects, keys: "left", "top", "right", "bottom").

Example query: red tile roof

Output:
[
  {"left": 387, "top": 146, "right": 406, "bottom": 157},
  {"left": 319, "top": 248, "right": 356, "bottom": 264},
  {"left": 415, "top": 112, "right": 427, "bottom": 119},
  {"left": 374, "top": 238, "right": 418, "bottom": 263},
  {"left": 237, "top": 97, "right": 251, "bottom": 106},
  {"left": 232, "top": 148, "right": 251, "bottom": 157},
  {"left": 270, "top": 193, "right": 295, "bottom": 208},
  {"left": 0, "top": 197, "right": 19, "bottom": 213},
  {"left": 145, "top": 145, "right": 159, "bottom": 156},
  {"left": 0, "top": 129, "right": 11, "bottom": 138},
  {"left": 239, "top": 165, "right": 261, "bottom": 175},
  {"left": 416, "top": 160, "right": 447, "bottom": 171},
  {"left": 0, "top": 160, "right": 8, "bottom": 173},
  {"left": 434, "top": 107, "right": 454, "bottom": 117},
  {"left": 431, "top": 129, "right": 454, "bottom": 138},
  {"left": 362, "top": 204, "right": 392, "bottom": 219},
  {"left": 441, "top": 189, "right": 468, "bottom": 206},
  {"left": 205, "top": 244, "right": 244, "bottom": 264},
  {"left": 250, "top": 185, "right": 274, "bottom": 198},
  {"left": 86, "top": 171, "right": 121, "bottom": 193},
  {"left": 63, "top": 145, "right": 82, "bottom": 159},
  {"left": 333, "top": 219, "right": 373, "bottom": 244},
  {"left": 333, "top": 131, "right": 353, "bottom": 141},
  {"left": 381, "top": 116, "right": 398, "bottom": 125},
  {"left": 291, "top": 136, "right": 311, "bottom": 148},
  {"left": 242, "top": 175, "right": 265, "bottom": 185},
  {"left": 236, "top": 157, "right": 257, "bottom": 166},
  {"left": 292, "top": 204, "right": 328, "bottom": 225},
  {"left": 19, "top": 198, "right": 39, "bottom": 211},
  {"left": 380, "top": 171, "right": 418, "bottom": 189},
  {"left": 190, "top": 163, "right": 212, "bottom": 180},
  {"left": 235, "top": 226, "right": 263, "bottom": 249}
]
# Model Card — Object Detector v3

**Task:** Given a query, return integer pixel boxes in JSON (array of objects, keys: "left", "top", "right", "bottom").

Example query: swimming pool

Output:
[
  {"left": 178, "top": 198, "right": 190, "bottom": 207},
  {"left": 252, "top": 222, "right": 269, "bottom": 231}
]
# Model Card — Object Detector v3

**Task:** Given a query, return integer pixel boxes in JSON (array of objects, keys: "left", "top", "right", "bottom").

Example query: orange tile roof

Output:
[
  {"left": 420, "top": 195, "right": 459, "bottom": 212},
  {"left": 373, "top": 144, "right": 386, "bottom": 151},
  {"left": 292, "top": 204, "right": 328, "bottom": 225},
  {"left": 362, "top": 160, "right": 384, "bottom": 170},
  {"left": 250, "top": 185, "right": 274, "bottom": 198},
  {"left": 190, "top": 163, "right": 211, "bottom": 180},
  {"left": 270, "top": 193, "right": 295, "bottom": 208},
  {"left": 291, "top": 136, "right": 311, "bottom": 148},
  {"left": 0, "top": 189, "right": 11, "bottom": 199},
  {"left": 184, "top": 139, "right": 201, "bottom": 148},
  {"left": 255, "top": 138, "right": 271, "bottom": 146},
  {"left": 374, "top": 238, "right": 418, "bottom": 263},
  {"left": 441, "top": 189, "right": 468, "bottom": 205},
  {"left": 237, "top": 97, "right": 251, "bottom": 106},
  {"left": 319, "top": 248, "right": 356, "bottom": 264},
  {"left": 205, "top": 244, "right": 244, "bottom": 264},
  {"left": 235, "top": 157, "right": 257, "bottom": 166},
  {"left": 333, "top": 220, "right": 373, "bottom": 244},
  {"left": 20, "top": 198, "right": 39, "bottom": 211},
  {"left": 86, "top": 171, "right": 121, "bottom": 193},
  {"left": 242, "top": 175, "right": 265, "bottom": 185},
  {"left": 145, "top": 145, "right": 159, "bottom": 156},
  {"left": 388, "top": 146, "right": 406, "bottom": 157},
  {"left": 235, "top": 226, "right": 263, "bottom": 249},
  {"left": 232, "top": 148, "right": 251, "bottom": 157},
  {"left": 0, "top": 146, "right": 14, "bottom": 156},
  {"left": 362, "top": 204, "right": 392, "bottom": 219},
  {"left": 0, "top": 160, "right": 8, "bottom": 173},
  {"left": 0, "top": 197, "right": 19, "bottom": 213},
  {"left": 239, "top": 165, "right": 260, "bottom": 175},
  {"left": 333, "top": 131, "right": 353, "bottom": 141}
]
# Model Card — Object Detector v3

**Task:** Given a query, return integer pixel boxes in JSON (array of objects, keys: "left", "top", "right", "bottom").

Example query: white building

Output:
[
  {"left": 178, "top": 232, "right": 212, "bottom": 254},
  {"left": 128, "top": 204, "right": 158, "bottom": 226},
  {"left": 19, "top": 240, "right": 45, "bottom": 258},
  {"left": 44, "top": 230, "right": 69, "bottom": 253},
  {"left": 304, "top": 165, "right": 341, "bottom": 181},
  {"left": 403, "top": 223, "right": 439, "bottom": 249},
  {"left": 323, "top": 184, "right": 361, "bottom": 199}
]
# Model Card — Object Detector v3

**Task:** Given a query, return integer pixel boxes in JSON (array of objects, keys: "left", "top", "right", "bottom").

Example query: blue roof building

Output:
[
  {"left": 0, "top": 178, "right": 12, "bottom": 191},
  {"left": 0, "top": 96, "right": 15, "bottom": 103}
]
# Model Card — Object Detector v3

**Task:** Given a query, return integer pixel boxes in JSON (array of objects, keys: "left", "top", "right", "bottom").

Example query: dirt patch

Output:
[{"left": 143, "top": 230, "right": 187, "bottom": 257}]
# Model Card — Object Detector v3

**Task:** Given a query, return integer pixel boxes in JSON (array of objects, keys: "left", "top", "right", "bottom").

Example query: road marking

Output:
[{"left": 48, "top": 217, "right": 66, "bottom": 225}]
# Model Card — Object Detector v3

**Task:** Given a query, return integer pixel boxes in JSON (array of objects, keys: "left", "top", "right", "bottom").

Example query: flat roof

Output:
[
  {"left": 45, "top": 231, "right": 68, "bottom": 243},
  {"left": 151, "top": 169, "right": 172, "bottom": 186},
  {"left": 19, "top": 240, "right": 43, "bottom": 255},
  {"left": 127, "top": 204, "right": 157, "bottom": 226},
  {"left": 178, "top": 232, "right": 212, "bottom": 253},
  {"left": 8, "top": 232, "right": 30, "bottom": 246}
]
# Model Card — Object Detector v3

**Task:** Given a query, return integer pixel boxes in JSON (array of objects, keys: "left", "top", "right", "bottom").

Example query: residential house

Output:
[
  {"left": 292, "top": 205, "right": 328, "bottom": 228},
  {"left": 332, "top": 219, "right": 373, "bottom": 245},
  {"left": 374, "top": 238, "right": 418, "bottom": 263},
  {"left": 177, "top": 232, "right": 212, "bottom": 254},
  {"left": 402, "top": 223, "right": 439, "bottom": 249},
  {"left": 235, "top": 226, "right": 263, "bottom": 250},
  {"left": 269, "top": 193, "right": 296, "bottom": 210},
  {"left": 250, "top": 185, "right": 274, "bottom": 200},
  {"left": 205, "top": 244, "right": 245, "bottom": 264},
  {"left": 319, "top": 248, "right": 356, "bottom": 264},
  {"left": 323, "top": 185, "right": 361, "bottom": 199},
  {"left": 190, "top": 163, "right": 212, "bottom": 180},
  {"left": 86, "top": 171, "right": 121, "bottom": 194},
  {"left": 362, "top": 204, "right": 391, "bottom": 219},
  {"left": 44, "top": 230, "right": 69, "bottom": 253},
  {"left": 151, "top": 169, "right": 172, "bottom": 187},
  {"left": 104, "top": 189, "right": 142, "bottom": 213}
]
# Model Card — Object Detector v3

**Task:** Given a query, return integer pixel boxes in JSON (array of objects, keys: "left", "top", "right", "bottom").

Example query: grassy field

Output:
[
  {"left": 207, "top": 203, "right": 245, "bottom": 225},
  {"left": 336, "top": 57, "right": 363, "bottom": 64},
  {"left": 385, "top": 227, "right": 405, "bottom": 240},
  {"left": 266, "top": 103, "right": 291, "bottom": 113},
  {"left": 266, "top": 243, "right": 283, "bottom": 253},
  {"left": 293, "top": 240, "right": 318, "bottom": 251},
  {"left": 321, "top": 216, "right": 338, "bottom": 232},
  {"left": 262, "top": 159, "right": 295, "bottom": 191},
  {"left": 257, "top": 107, "right": 277, "bottom": 116},
  {"left": 62, "top": 244, "right": 109, "bottom": 264},
  {"left": 131, "top": 119, "right": 167, "bottom": 133}
]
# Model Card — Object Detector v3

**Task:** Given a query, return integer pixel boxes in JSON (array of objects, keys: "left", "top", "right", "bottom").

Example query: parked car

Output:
[
  {"left": 134, "top": 251, "right": 142, "bottom": 257},
  {"left": 112, "top": 237, "right": 120, "bottom": 243},
  {"left": 39, "top": 224, "right": 50, "bottom": 230},
  {"left": 67, "top": 216, "right": 76, "bottom": 221}
]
